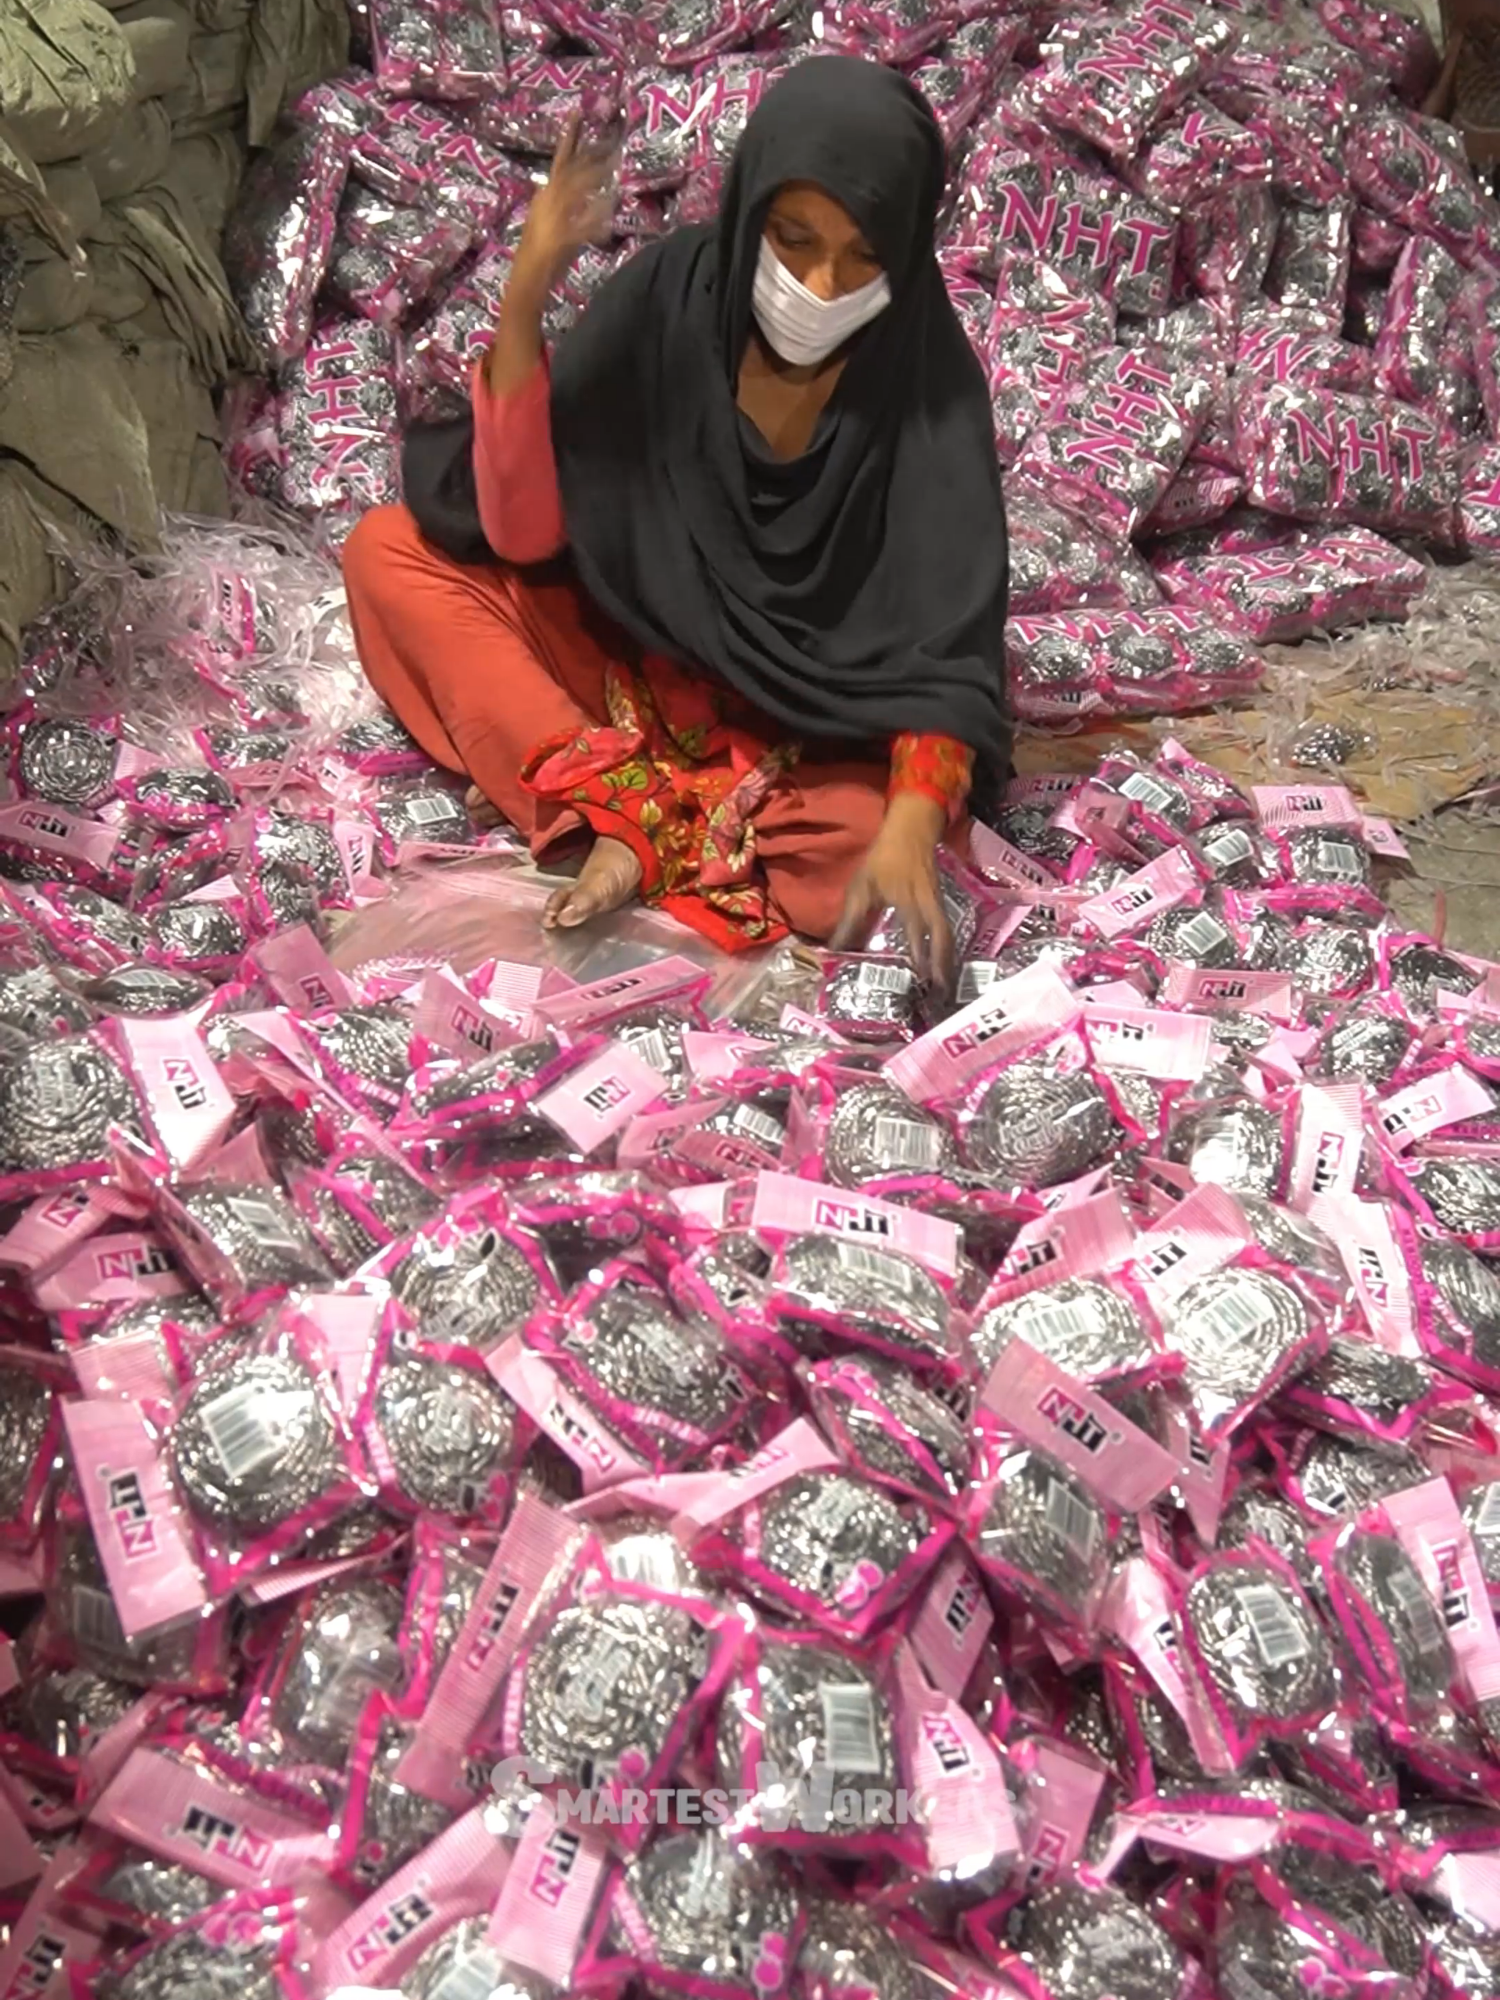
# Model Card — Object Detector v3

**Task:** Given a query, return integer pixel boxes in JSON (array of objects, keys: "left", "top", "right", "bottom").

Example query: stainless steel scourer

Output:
[
  {"left": 0, "top": 1035, "right": 139, "bottom": 1172},
  {"left": 1412, "top": 1158, "right": 1500, "bottom": 1238},
  {"left": 11, "top": 1667, "right": 134, "bottom": 1761},
  {"left": 114, "top": 1930, "right": 281, "bottom": 2000},
  {"left": 798, "top": 1900, "right": 920, "bottom": 2000},
  {"left": 776, "top": 1234, "right": 952, "bottom": 1361},
  {"left": 1336, "top": 1530, "right": 1453, "bottom": 1712},
  {"left": 340, "top": 712, "right": 419, "bottom": 759},
  {"left": 718, "top": 1640, "right": 899, "bottom": 1817},
  {"left": 377, "top": 784, "right": 477, "bottom": 849},
  {"left": 82, "top": 965, "right": 214, "bottom": 1016},
  {"left": 0, "top": 1362, "right": 54, "bottom": 1517},
  {"left": 1014, "top": 1881, "right": 1184, "bottom": 2000},
  {"left": 1234, "top": 1196, "right": 1343, "bottom": 1283},
  {"left": 1300, "top": 1337, "right": 1434, "bottom": 1429},
  {"left": 401, "top": 1916, "right": 550, "bottom": 1999},
  {"left": 390, "top": 1225, "right": 543, "bottom": 1350},
  {"left": 964, "top": 1049, "right": 1119, "bottom": 1189},
  {"left": 1466, "top": 1016, "right": 1500, "bottom": 1063},
  {"left": 0, "top": 965, "right": 93, "bottom": 1038},
  {"left": 175, "top": 1183, "right": 332, "bottom": 1294},
  {"left": 130, "top": 768, "right": 235, "bottom": 815},
  {"left": 271, "top": 1577, "right": 406, "bottom": 1766},
  {"left": 52, "top": 886, "right": 151, "bottom": 958},
  {"left": 754, "top": 1471, "right": 925, "bottom": 1610},
  {"left": 357, "top": 1714, "right": 456, "bottom": 1887},
  {"left": 520, "top": 1593, "right": 709, "bottom": 1791},
  {"left": 1164, "top": 1267, "right": 1311, "bottom": 1432},
  {"left": 1144, "top": 903, "right": 1239, "bottom": 967},
  {"left": 1273, "top": 1843, "right": 1427, "bottom": 1982},
  {"left": 314, "top": 1004, "right": 413, "bottom": 1095},
  {"left": 1421, "top": 1236, "right": 1500, "bottom": 1362},
  {"left": 1280, "top": 922, "right": 1375, "bottom": 997},
  {"left": 372, "top": 1353, "right": 516, "bottom": 1515},
  {"left": 169, "top": 1350, "right": 342, "bottom": 1531},
  {"left": 619, "top": 1829, "right": 799, "bottom": 1985},
  {"left": 614, "top": 1004, "right": 694, "bottom": 1086},
  {"left": 826, "top": 1359, "right": 970, "bottom": 1498},
  {"left": 1463, "top": 1480, "right": 1500, "bottom": 1587},
  {"left": 1181, "top": 1560, "right": 1335, "bottom": 1725},
  {"left": 970, "top": 1276, "right": 1153, "bottom": 1383},
  {"left": 824, "top": 1082, "right": 959, "bottom": 1187},
  {"left": 561, "top": 1283, "right": 745, "bottom": 1439},
  {"left": 866, "top": 872, "right": 979, "bottom": 965},
  {"left": 256, "top": 808, "right": 345, "bottom": 898},
  {"left": 101, "top": 1853, "right": 220, "bottom": 1925},
  {"left": 975, "top": 1443, "right": 1109, "bottom": 1621},
  {"left": 1295, "top": 1431, "right": 1427, "bottom": 1517},
  {"left": 149, "top": 899, "right": 249, "bottom": 965},
  {"left": 1283, "top": 827, "right": 1371, "bottom": 887},
  {"left": 1388, "top": 939, "right": 1481, "bottom": 1019},
  {"left": 18, "top": 716, "right": 118, "bottom": 807},
  {"left": 1312, "top": 1006, "right": 1414, "bottom": 1085},
  {"left": 304, "top": 1151, "right": 434, "bottom": 1271},
  {"left": 411, "top": 1033, "right": 562, "bottom": 1118},
  {"left": 1197, "top": 821, "right": 1271, "bottom": 887},
  {"left": 821, "top": 957, "right": 921, "bottom": 1040},
  {"left": 1168, "top": 1099, "right": 1284, "bottom": 1196}
]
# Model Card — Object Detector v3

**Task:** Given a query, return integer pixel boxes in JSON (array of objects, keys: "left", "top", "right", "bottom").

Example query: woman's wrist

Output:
[{"left": 880, "top": 789, "right": 944, "bottom": 845}]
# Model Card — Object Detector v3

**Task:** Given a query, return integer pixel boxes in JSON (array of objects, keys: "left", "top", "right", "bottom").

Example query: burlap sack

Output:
[
  {"left": 114, "top": 0, "right": 192, "bottom": 99},
  {"left": 0, "top": 0, "right": 136, "bottom": 164},
  {"left": 85, "top": 97, "right": 172, "bottom": 201}
]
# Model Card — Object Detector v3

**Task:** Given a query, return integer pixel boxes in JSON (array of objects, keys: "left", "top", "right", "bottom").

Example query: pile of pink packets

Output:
[{"left": 1, "top": 633, "right": 1500, "bottom": 2000}]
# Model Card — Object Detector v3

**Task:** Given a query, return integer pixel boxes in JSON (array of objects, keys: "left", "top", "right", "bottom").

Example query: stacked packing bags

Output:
[
  {"left": 223, "top": 0, "right": 1500, "bottom": 735},
  {"left": 0, "top": 0, "right": 350, "bottom": 702},
  {"left": 1, "top": 508, "right": 1500, "bottom": 1998}
]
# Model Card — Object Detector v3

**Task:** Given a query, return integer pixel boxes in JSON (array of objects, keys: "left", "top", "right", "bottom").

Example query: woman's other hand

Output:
[
  {"left": 542, "top": 834, "right": 643, "bottom": 931},
  {"left": 832, "top": 791, "right": 952, "bottom": 992},
  {"left": 514, "top": 115, "right": 615, "bottom": 292}
]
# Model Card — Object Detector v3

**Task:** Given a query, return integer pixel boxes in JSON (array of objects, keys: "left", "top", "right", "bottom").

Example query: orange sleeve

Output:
[
  {"left": 470, "top": 355, "right": 566, "bottom": 565},
  {"left": 889, "top": 732, "right": 973, "bottom": 819}
]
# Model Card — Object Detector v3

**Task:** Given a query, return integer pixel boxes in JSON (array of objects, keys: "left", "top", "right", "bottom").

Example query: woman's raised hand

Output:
[
  {"left": 514, "top": 115, "right": 616, "bottom": 291},
  {"left": 831, "top": 791, "right": 954, "bottom": 994}
]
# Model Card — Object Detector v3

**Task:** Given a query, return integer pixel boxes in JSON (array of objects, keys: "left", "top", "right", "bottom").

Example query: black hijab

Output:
[{"left": 407, "top": 57, "right": 1010, "bottom": 758}]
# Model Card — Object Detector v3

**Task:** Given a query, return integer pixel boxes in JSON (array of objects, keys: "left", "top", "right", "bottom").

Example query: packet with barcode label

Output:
[
  {"left": 1311, "top": 1516, "right": 1457, "bottom": 1732},
  {"left": 764, "top": 1231, "right": 963, "bottom": 1379},
  {"left": 815, "top": 953, "right": 924, "bottom": 1044}
]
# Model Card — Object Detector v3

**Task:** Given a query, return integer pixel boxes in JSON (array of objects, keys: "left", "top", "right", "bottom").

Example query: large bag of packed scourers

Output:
[
  {"left": 1152, "top": 518, "right": 1428, "bottom": 639},
  {"left": 1235, "top": 379, "right": 1455, "bottom": 539}
]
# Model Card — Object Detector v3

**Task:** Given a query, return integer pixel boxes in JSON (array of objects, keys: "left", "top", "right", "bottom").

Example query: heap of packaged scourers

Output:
[{"left": 0, "top": 499, "right": 1495, "bottom": 1998}]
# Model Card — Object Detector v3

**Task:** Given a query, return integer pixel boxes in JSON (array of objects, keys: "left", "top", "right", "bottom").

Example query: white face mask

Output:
[{"left": 751, "top": 234, "right": 892, "bottom": 368}]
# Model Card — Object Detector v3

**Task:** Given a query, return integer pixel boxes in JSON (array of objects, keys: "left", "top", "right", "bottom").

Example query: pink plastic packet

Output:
[
  {"left": 1152, "top": 521, "right": 1428, "bottom": 642},
  {"left": 368, "top": 0, "right": 507, "bottom": 98},
  {"left": 1318, "top": 0, "right": 1438, "bottom": 101},
  {"left": 1348, "top": 104, "right": 1497, "bottom": 266},
  {"left": 1263, "top": 199, "right": 1352, "bottom": 329},
  {"left": 1122, "top": 97, "right": 1270, "bottom": 214},
  {"left": 325, "top": 186, "right": 479, "bottom": 331},
  {"left": 805, "top": 1354, "right": 971, "bottom": 1512},
  {"left": 964, "top": 1411, "right": 1113, "bottom": 1641},
  {"left": 276, "top": 315, "right": 403, "bottom": 535},
  {"left": 817, "top": 0, "right": 956, "bottom": 66},
  {"left": 224, "top": 124, "right": 351, "bottom": 367},
  {"left": 1029, "top": 0, "right": 1238, "bottom": 164},
  {"left": 1235, "top": 304, "right": 1375, "bottom": 392},
  {"left": 528, "top": 1259, "right": 754, "bottom": 1468},
  {"left": 476, "top": 50, "right": 621, "bottom": 151},
  {"left": 1007, "top": 605, "right": 1261, "bottom": 725},
  {"left": 1014, "top": 347, "right": 1207, "bottom": 536},
  {"left": 1006, "top": 477, "right": 1158, "bottom": 616},
  {"left": 356, "top": 1310, "right": 527, "bottom": 1523}
]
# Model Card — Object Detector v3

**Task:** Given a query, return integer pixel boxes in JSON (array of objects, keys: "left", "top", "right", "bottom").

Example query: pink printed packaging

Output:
[
  {"left": 964, "top": 1410, "right": 1114, "bottom": 1642},
  {"left": 61, "top": 1397, "right": 207, "bottom": 1641},
  {"left": 805, "top": 1355, "right": 971, "bottom": 1511},
  {"left": 764, "top": 1230, "right": 962, "bottom": 1379},
  {"left": 684, "top": 1416, "right": 953, "bottom": 1640}
]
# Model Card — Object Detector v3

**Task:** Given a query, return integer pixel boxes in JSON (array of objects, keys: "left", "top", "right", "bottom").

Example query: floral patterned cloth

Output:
[{"left": 520, "top": 655, "right": 973, "bottom": 951}]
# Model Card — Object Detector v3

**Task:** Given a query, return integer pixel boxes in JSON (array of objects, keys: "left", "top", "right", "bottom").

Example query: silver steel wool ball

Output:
[
  {"left": 257, "top": 808, "right": 345, "bottom": 899},
  {"left": 970, "top": 1277, "right": 1152, "bottom": 1383},
  {"left": 0, "top": 1362, "right": 55, "bottom": 1517},
  {"left": 391, "top": 1224, "right": 543, "bottom": 1350},
  {"left": 0, "top": 965, "right": 93, "bottom": 1038},
  {"left": 797, "top": 1901, "right": 920, "bottom": 2000},
  {"left": 867, "top": 872, "right": 979, "bottom": 966},
  {"left": 975, "top": 1443, "right": 1110, "bottom": 1625},
  {"left": 19, "top": 716, "right": 118, "bottom": 807},
  {"left": 1298, "top": 1339, "right": 1434, "bottom": 1434},
  {"left": 1280, "top": 923, "right": 1375, "bottom": 999},
  {"left": 1014, "top": 1881, "right": 1184, "bottom": 2000},
  {"left": 1163, "top": 1267, "right": 1311, "bottom": 1435},
  {"left": 169, "top": 1350, "right": 342, "bottom": 1532},
  {"left": 775, "top": 1233, "right": 952, "bottom": 1363},
  {"left": 560, "top": 1283, "right": 744, "bottom": 1443},
  {"left": 824, "top": 1081, "right": 958, "bottom": 1186},
  {"left": 1421, "top": 1236, "right": 1500, "bottom": 1364},
  {"left": 175, "top": 1182, "right": 332, "bottom": 1295},
  {"left": 1168, "top": 1099, "right": 1284, "bottom": 1196},
  {"left": 83, "top": 965, "right": 213, "bottom": 1016},
  {"left": 316, "top": 1004, "right": 413, "bottom": 1097},
  {"left": 1388, "top": 940, "right": 1481, "bottom": 1020},
  {"left": 372, "top": 1353, "right": 516, "bottom": 1516},
  {"left": 1335, "top": 1530, "right": 1453, "bottom": 1714},
  {"left": 13, "top": 1668, "right": 134, "bottom": 1762},
  {"left": 1273, "top": 1841, "right": 1427, "bottom": 1982},
  {"left": 1284, "top": 828, "right": 1371, "bottom": 888},
  {"left": 101, "top": 1852, "right": 220, "bottom": 1926},
  {"left": 352, "top": 1714, "right": 456, "bottom": 1888},
  {"left": 1311, "top": 1006, "right": 1414, "bottom": 1086},
  {"left": 821, "top": 957, "right": 921, "bottom": 1040},
  {"left": 1233, "top": 1196, "right": 1343, "bottom": 1283},
  {"left": 1144, "top": 904, "right": 1240, "bottom": 968},
  {"left": 822, "top": 1358, "right": 969, "bottom": 1499},
  {"left": 754, "top": 1471, "right": 925, "bottom": 1613},
  {"left": 115, "top": 1930, "right": 281, "bottom": 2000},
  {"left": 0, "top": 1035, "right": 139, "bottom": 1173},
  {"left": 1295, "top": 1432, "right": 1427, "bottom": 1518},
  {"left": 1412, "top": 1159, "right": 1500, "bottom": 1239},
  {"left": 400, "top": 1917, "right": 551, "bottom": 1999},
  {"left": 1465, "top": 1016, "right": 1500, "bottom": 1064},
  {"left": 620, "top": 1830, "right": 800, "bottom": 1986},
  {"left": 614, "top": 1005, "right": 694, "bottom": 1087},
  {"left": 271, "top": 1577, "right": 406, "bottom": 1767},
  {"left": 149, "top": 898, "right": 249, "bottom": 966},
  {"left": 1424, "top": 1909, "right": 1500, "bottom": 1998},
  {"left": 963, "top": 1051, "right": 1119, "bottom": 1189},
  {"left": 717, "top": 1640, "right": 898, "bottom": 1813},
  {"left": 1180, "top": 1560, "right": 1335, "bottom": 1730},
  {"left": 519, "top": 1593, "right": 709, "bottom": 1792}
]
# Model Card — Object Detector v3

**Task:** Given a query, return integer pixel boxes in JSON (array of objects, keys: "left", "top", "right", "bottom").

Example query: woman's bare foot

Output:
[
  {"left": 543, "top": 834, "right": 643, "bottom": 930},
  {"left": 465, "top": 784, "right": 503, "bottom": 830}
]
